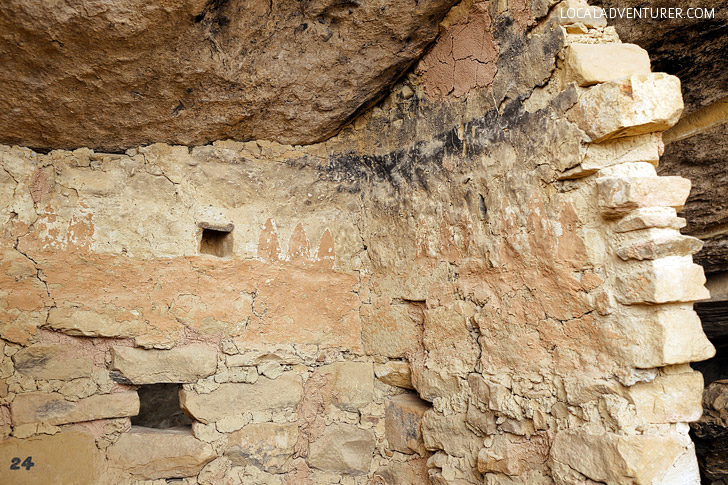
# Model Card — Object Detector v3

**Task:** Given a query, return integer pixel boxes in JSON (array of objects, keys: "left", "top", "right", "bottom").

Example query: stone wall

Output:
[{"left": 0, "top": 1, "right": 715, "bottom": 484}]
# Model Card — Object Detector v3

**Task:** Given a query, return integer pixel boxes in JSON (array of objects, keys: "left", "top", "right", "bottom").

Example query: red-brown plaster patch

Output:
[
  {"left": 288, "top": 222, "right": 311, "bottom": 262},
  {"left": 26, "top": 249, "right": 361, "bottom": 350},
  {"left": 258, "top": 218, "right": 281, "bottom": 262},
  {"left": 417, "top": 2, "right": 499, "bottom": 98},
  {"left": 314, "top": 229, "right": 336, "bottom": 270}
]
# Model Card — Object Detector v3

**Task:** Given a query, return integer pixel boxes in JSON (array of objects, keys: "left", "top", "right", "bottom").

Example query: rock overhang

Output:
[{"left": 0, "top": 0, "right": 458, "bottom": 152}]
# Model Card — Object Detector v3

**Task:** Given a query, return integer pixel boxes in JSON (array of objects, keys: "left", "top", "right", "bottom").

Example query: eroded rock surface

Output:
[
  {"left": 0, "top": 0, "right": 456, "bottom": 151},
  {"left": 691, "top": 380, "right": 728, "bottom": 483}
]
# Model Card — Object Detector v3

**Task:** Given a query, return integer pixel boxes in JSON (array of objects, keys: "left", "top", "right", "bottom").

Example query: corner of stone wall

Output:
[{"left": 544, "top": 3, "right": 713, "bottom": 484}]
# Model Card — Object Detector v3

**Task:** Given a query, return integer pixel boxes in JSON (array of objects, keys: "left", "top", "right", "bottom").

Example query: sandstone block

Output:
[
  {"left": 501, "top": 418, "right": 536, "bottom": 436},
  {"left": 375, "top": 361, "right": 414, "bottom": 389},
  {"left": 477, "top": 432, "right": 550, "bottom": 476},
  {"left": 571, "top": 74, "right": 683, "bottom": 142},
  {"left": 258, "top": 361, "right": 284, "bottom": 379},
  {"left": 59, "top": 377, "right": 98, "bottom": 400},
  {"left": 657, "top": 445, "right": 701, "bottom": 485},
  {"left": 12, "top": 344, "right": 94, "bottom": 380},
  {"left": 225, "top": 423, "right": 298, "bottom": 473},
  {"left": 563, "top": 377, "right": 624, "bottom": 406},
  {"left": 564, "top": 44, "right": 651, "bottom": 87},
  {"left": 606, "top": 305, "right": 715, "bottom": 368},
  {"left": 614, "top": 229, "right": 703, "bottom": 261},
  {"left": 422, "top": 411, "right": 482, "bottom": 458},
  {"left": 111, "top": 344, "right": 217, "bottom": 384},
  {"left": 214, "top": 366, "right": 258, "bottom": 384},
  {"left": 614, "top": 207, "right": 686, "bottom": 233},
  {"left": 46, "top": 306, "right": 142, "bottom": 339},
  {"left": 551, "top": 429, "right": 686, "bottom": 484},
  {"left": 560, "top": 133, "right": 663, "bottom": 179},
  {"left": 478, "top": 447, "right": 518, "bottom": 476},
  {"left": 215, "top": 414, "right": 251, "bottom": 433},
  {"left": 598, "top": 176, "right": 691, "bottom": 217},
  {"left": 466, "top": 405, "right": 497, "bottom": 436},
  {"left": 468, "top": 374, "right": 522, "bottom": 420},
  {"left": 308, "top": 423, "right": 375, "bottom": 475},
  {"left": 410, "top": 364, "right": 462, "bottom": 402},
  {"left": 107, "top": 426, "right": 215, "bottom": 480},
  {"left": 11, "top": 391, "right": 139, "bottom": 426},
  {"left": 318, "top": 362, "right": 373, "bottom": 412},
  {"left": 615, "top": 257, "right": 710, "bottom": 305},
  {"left": 385, "top": 393, "right": 430, "bottom": 455},
  {"left": 0, "top": 431, "right": 103, "bottom": 484},
  {"left": 626, "top": 372, "right": 704, "bottom": 424},
  {"left": 179, "top": 373, "right": 302, "bottom": 424}
]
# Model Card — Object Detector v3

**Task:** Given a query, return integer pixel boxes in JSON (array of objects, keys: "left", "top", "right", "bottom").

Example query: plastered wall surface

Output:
[{"left": 0, "top": 1, "right": 716, "bottom": 484}]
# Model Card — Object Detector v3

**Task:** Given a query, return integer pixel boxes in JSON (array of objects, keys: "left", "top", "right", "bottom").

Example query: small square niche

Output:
[
  {"left": 132, "top": 383, "right": 192, "bottom": 429},
  {"left": 199, "top": 222, "right": 234, "bottom": 257}
]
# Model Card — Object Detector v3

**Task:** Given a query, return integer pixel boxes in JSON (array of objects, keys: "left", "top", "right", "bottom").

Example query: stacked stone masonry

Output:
[{"left": 0, "top": 1, "right": 716, "bottom": 484}]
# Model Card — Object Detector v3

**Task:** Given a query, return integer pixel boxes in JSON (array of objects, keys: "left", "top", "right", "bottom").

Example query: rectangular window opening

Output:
[
  {"left": 199, "top": 222, "right": 234, "bottom": 257},
  {"left": 132, "top": 383, "right": 192, "bottom": 429}
]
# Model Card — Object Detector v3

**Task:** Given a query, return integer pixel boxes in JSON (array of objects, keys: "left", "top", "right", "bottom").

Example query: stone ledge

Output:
[
  {"left": 375, "top": 361, "right": 414, "bottom": 389},
  {"left": 107, "top": 426, "right": 215, "bottom": 480},
  {"left": 551, "top": 429, "right": 687, "bottom": 484},
  {"left": 179, "top": 373, "right": 303, "bottom": 424},
  {"left": 225, "top": 423, "right": 298, "bottom": 473},
  {"left": 598, "top": 176, "right": 691, "bottom": 218},
  {"left": 614, "top": 257, "right": 710, "bottom": 305},
  {"left": 614, "top": 207, "right": 686, "bottom": 233},
  {"left": 614, "top": 229, "right": 703, "bottom": 261},
  {"left": 12, "top": 345, "right": 94, "bottom": 380},
  {"left": 564, "top": 43, "right": 651, "bottom": 87},
  {"left": 308, "top": 423, "right": 376, "bottom": 475},
  {"left": 560, "top": 133, "right": 662, "bottom": 179},
  {"left": 46, "top": 305, "right": 143, "bottom": 339},
  {"left": 605, "top": 304, "right": 715, "bottom": 368},
  {"left": 626, "top": 372, "right": 704, "bottom": 424},
  {"left": 111, "top": 344, "right": 218, "bottom": 384},
  {"left": 570, "top": 73, "right": 683, "bottom": 142},
  {"left": 10, "top": 391, "right": 139, "bottom": 426}
]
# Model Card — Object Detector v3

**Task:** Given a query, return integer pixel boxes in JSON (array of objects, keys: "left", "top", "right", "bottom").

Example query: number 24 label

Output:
[{"left": 10, "top": 456, "right": 35, "bottom": 470}]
